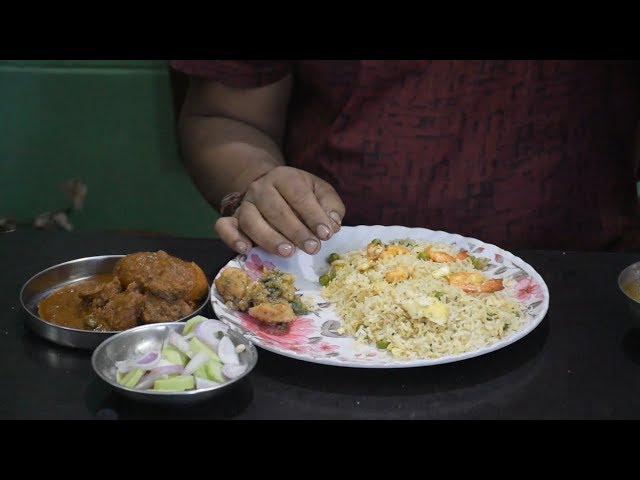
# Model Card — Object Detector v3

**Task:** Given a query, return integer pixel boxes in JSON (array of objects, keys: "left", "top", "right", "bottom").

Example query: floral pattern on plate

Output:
[{"left": 211, "top": 225, "right": 550, "bottom": 368}]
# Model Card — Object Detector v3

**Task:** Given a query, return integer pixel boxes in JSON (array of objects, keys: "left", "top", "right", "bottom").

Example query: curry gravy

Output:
[{"left": 38, "top": 274, "right": 115, "bottom": 331}]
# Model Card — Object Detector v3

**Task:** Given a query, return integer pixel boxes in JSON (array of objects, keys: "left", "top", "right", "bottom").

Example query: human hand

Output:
[{"left": 215, "top": 166, "right": 345, "bottom": 257}]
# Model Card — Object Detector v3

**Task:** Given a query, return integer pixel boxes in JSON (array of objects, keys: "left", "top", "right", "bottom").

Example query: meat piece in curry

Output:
[
  {"left": 114, "top": 250, "right": 208, "bottom": 303},
  {"left": 215, "top": 267, "right": 307, "bottom": 325},
  {"left": 93, "top": 282, "right": 145, "bottom": 331},
  {"left": 141, "top": 295, "right": 193, "bottom": 324},
  {"left": 37, "top": 250, "right": 208, "bottom": 332},
  {"left": 77, "top": 276, "right": 123, "bottom": 308}
]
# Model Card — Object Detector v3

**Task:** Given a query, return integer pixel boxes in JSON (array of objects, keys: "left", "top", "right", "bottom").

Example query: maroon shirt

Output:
[{"left": 172, "top": 60, "right": 640, "bottom": 251}]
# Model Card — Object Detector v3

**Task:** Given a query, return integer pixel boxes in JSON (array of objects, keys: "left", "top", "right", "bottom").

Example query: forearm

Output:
[{"left": 178, "top": 115, "right": 286, "bottom": 209}]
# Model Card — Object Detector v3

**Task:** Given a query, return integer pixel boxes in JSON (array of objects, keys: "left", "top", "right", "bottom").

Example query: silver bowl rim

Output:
[
  {"left": 20, "top": 254, "right": 211, "bottom": 335},
  {"left": 91, "top": 321, "right": 258, "bottom": 397},
  {"left": 618, "top": 261, "right": 640, "bottom": 304}
]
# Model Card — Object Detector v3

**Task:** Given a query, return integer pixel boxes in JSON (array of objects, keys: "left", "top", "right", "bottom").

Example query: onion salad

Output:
[{"left": 115, "top": 316, "right": 248, "bottom": 391}]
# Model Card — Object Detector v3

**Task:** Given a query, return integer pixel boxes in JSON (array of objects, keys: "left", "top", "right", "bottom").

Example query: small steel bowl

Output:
[
  {"left": 20, "top": 255, "right": 210, "bottom": 350},
  {"left": 91, "top": 321, "right": 258, "bottom": 405},
  {"left": 619, "top": 260, "right": 640, "bottom": 329}
]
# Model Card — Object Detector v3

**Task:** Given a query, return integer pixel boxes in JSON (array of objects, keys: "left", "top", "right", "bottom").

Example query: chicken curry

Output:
[{"left": 38, "top": 251, "right": 208, "bottom": 331}]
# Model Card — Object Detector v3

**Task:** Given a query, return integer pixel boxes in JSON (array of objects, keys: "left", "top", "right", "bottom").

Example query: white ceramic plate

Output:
[{"left": 211, "top": 225, "right": 549, "bottom": 368}]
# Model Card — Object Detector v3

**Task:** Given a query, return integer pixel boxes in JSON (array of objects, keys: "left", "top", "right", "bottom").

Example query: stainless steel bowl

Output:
[
  {"left": 619, "top": 260, "right": 640, "bottom": 329},
  {"left": 91, "top": 322, "right": 258, "bottom": 405},
  {"left": 20, "top": 255, "right": 210, "bottom": 350}
]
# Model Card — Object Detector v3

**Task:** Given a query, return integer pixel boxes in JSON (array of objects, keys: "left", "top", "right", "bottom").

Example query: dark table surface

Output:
[{"left": 3, "top": 229, "right": 640, "bottom": 420}]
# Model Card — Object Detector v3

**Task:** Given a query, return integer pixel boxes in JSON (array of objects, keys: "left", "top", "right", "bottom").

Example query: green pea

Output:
[
  {"left": 319, "top": 274, "right": 331, "bottom": 286},
  {"left": 376, "top": 339, "right": 390, "bottom": 349},
  {"left": 469, "top": 255, "right": 490, "bottom": 270},
  {"left": 327, "top": 252, "right": 341, "bottom": 263}
]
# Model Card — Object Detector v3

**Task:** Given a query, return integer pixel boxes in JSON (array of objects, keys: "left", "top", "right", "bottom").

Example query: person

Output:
[{"left": 171, "top": 60, "right": 640, "bottom": 256}]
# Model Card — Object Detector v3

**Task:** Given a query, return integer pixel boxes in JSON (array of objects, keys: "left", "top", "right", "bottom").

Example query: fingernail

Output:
[
  {"left": 316, "top": 224, "right": 331, "bottom": 240},
  {"left": 235, "top": 241, "right": 248, "bottom": 253},
  {"left": 304, "top": 239, "right": 319, "bottom": 254},
  {"left": 277, "top": 243, "right": 294, "bottom": 257},
  {"left": 329, "top": 211, "right": 342, "bottom": 226}
]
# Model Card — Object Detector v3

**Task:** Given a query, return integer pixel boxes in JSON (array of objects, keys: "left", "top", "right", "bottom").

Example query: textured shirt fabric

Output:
[{"left": 172, "top": 60, "right": 640, "bottom": 251}]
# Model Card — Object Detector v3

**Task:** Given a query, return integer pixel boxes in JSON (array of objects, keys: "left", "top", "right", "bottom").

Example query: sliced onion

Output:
[
  {"left": 218, "top": 335, "right": 240, "bottom": 365},
  {"left": 168, "top": 331, "right": 192, "bottom": 357},
  {"left": 137, "top": 351, "right": 160, "bottom": 365},
  {"left": 135, "top": 364, "right": 184, "bottom": 390},
  {"left": 222, "top": 364, "right": 246, "bottom": 379},
  {"left": 195, "top": 377, "right": 222, "bottom": 389},
  {"left": 115, "top": 351, "right": 161, "bottom": 373},
  {"left": 183, "top": 351, "right": 211, "bottom": 376},
  {"left": 201, "top": 319, "right": 229, "bottom": 333},
  {"left": 156, "top": 359, "right": 177, "bottom": 368},
  {"left": 194, "top": 320, "right": 228, "bottom": 350},
  {"left": 115, "top": 320, "right": 252, "bottom": 392}
]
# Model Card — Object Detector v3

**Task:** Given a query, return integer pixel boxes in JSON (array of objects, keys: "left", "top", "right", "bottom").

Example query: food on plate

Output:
[
  {"left": 319, "top": 238, "right": 526, "bottom": 360},
  {"left": 215, "top": 267, "right": 308, "bottom": 325},
  {"left": 114, "top": 316, "right": 248, "bottom": 391},
  {"left": 37, "top": 251, "right": 207, "bottom": 331}
]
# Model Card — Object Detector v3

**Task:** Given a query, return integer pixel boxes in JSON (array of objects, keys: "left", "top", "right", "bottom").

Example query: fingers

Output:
[
  {"left": 216, "top": 197, "right": 310, "bottom": 258},
  {"left": 238, "top": 199, "right": 313, "bottom": 256},
  {"left": 217, "top": 166, "right": 346, "bottom": 258},
  {"left": 214, "top": 216, "right": 254, "bottom": 254},
  {"left": 312, "top": 178, "right": 345, "bottom": 233},
  {"left": 271, "top": 175, "right": 341, "bottom": 240}
]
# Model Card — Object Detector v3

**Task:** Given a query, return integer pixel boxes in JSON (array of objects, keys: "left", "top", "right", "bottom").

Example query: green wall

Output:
[{"left": 0, "top": 60, "right": 217, "bottom": 237}]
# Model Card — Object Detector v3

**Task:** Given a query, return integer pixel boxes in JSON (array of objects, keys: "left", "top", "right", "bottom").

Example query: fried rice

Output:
[{"left": 321, "top": 239, "right": 527, "bottom": 360}]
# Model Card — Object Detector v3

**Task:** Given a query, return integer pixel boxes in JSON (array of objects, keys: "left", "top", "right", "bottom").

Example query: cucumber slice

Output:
[
  {"left": 205, "top": 359, "right": 225, "bottom": 383},
  {"left": 161, "top": 345, "right": 189, "bottom": 366},
  {"left": 118, "top": 368, "right": 144, "bottom": 388},
  {"left": 193, "top": 363, "right": 209, "bottom": 379},
  {"left": 189, "top": 337, "right": 221, "bottom": 362},
  {"left": 153, "top": 375, "right": 196, "bottom": 391},
  {"left": 183, "top": 315, "right": 208, "bottom": 335}
]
